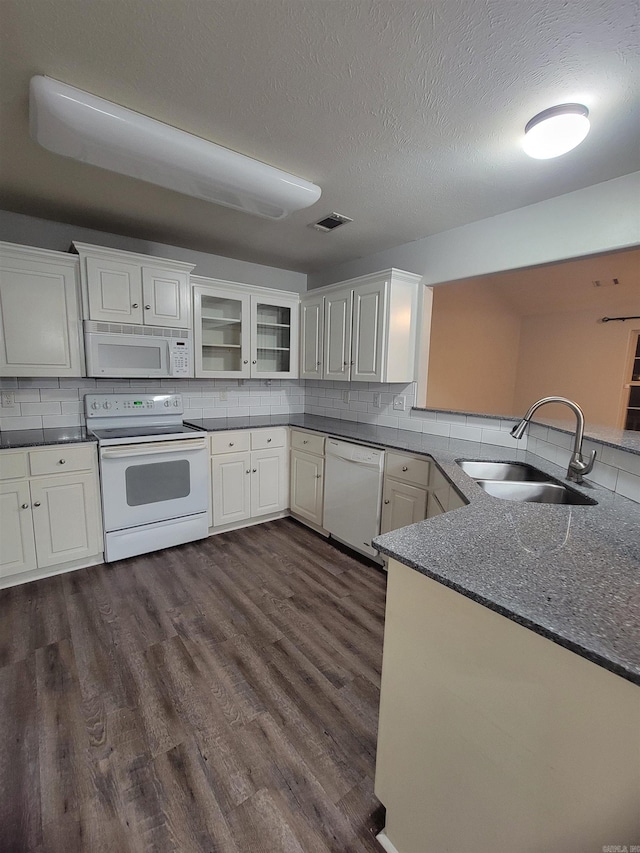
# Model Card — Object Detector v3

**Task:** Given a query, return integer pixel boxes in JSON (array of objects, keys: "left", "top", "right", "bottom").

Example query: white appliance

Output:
[
  {"left": 84, "top": 320, "right": 193, "bottom": 378},
  {"left": 323, "top": 438, "right": 385, "bottom": 559},
  {"left": 86, "top": 393, "right": 208, "bottom": 561}
]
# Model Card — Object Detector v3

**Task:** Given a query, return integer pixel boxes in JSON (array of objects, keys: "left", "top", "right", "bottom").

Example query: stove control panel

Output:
[{"left": 84, "top": 394, "right": 184, "bottom": 417}]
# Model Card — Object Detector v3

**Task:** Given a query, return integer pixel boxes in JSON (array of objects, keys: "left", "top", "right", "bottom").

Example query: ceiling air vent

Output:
[
  {"left": 592, "top": 278, "right": 620, "bottom": 287},
  {"left": 311, "top": 212, "right": 353, "bottom": 233}
]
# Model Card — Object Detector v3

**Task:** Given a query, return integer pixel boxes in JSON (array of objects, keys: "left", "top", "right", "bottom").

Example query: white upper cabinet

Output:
[
  {"left": 301, "top": 269, "right": 422, "bottom": 383},
  {"left": 300, "top": 295, "right": 324, "bottom": 379},
  {"left": 74, "top": 242, "right": 194, "bottom": 328},
  {"left": 323, "top": 288, "right": 353, "bottom": 381},
  {"left": 0, "top": 242, "right": 83, "bottom": 377},
  {"left": 193, "top": 276, "right": 299, "bottom": 379}
]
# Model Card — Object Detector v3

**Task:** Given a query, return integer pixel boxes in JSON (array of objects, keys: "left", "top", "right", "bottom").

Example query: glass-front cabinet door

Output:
[
  {"left": 250, "top": 294, "right": 299, "bottom": 379},
  {"left": 193, "top": 285, "right": 251, "bottom": 378}
]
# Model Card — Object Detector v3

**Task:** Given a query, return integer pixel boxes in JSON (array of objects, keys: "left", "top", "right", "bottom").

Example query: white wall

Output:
[
  {"left": 308, "top": 172, "right": 640, "bottom": 288},
  {"left": 0, "top": 209, "right": 307, "bottom": 293}
]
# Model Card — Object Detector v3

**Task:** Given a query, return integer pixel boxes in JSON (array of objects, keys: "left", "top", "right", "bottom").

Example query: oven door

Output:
[
  {"left": 85, "top": 331, "right": 171, "bottom": 378},
  {"left": 99, "top": 438, "right": 208, "bottom": 531}
]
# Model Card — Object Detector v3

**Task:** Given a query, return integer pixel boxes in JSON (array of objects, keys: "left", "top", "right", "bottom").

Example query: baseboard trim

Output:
[
  {"left": 0, "top": 553, "right": 104, "bottom": 590},
  {"left": 376, "top": 829, "right": 400, "bottom": 853}
]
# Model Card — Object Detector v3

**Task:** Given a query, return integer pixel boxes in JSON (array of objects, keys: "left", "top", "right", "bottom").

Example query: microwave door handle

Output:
[{"left": 167, "top": 341, "right": 173, "bottom": 376}]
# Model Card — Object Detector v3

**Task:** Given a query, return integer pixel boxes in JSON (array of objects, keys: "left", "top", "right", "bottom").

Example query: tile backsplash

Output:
[
  {"left": 1, "top": 376, "right": 638, "bottom": 503},
  {"left": 0, "top": 377, "right": 304, "bottom": 429}
]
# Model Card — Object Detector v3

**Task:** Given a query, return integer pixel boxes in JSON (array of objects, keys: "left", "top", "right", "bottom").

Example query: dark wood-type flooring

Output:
[{"left": 0, "top": 518, "right": 388, "bottom": 853}]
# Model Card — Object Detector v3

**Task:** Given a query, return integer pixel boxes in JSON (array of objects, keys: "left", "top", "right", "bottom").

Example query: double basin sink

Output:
[{"left": 457, "top": 461, "right": 597, "bottom": 506}]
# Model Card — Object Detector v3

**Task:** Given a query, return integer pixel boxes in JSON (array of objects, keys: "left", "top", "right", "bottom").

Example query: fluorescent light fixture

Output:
[
  {"left": 523, "top": 103, "right": 590, "bottom": 159},
  {"left": 29, "top": 75, "right": 321, "bottom": 219}
]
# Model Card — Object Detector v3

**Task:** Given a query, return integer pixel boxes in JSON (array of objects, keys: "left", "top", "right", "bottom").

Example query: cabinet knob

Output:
[
  {"left": 303, "top": 440, "right": 308, "bottom": 444},
  {"left": 145, "top": 304, "right": 151, "bottom": 309},
  {"left": 132, "top": 303, "right": 139, "bottom": 308},
  {"left": 317, "top": 361, "right": 321, "bottom": 367},
  {"left": 252, "top": 468, "right": 257, "bottom": 473},
  {"left": 402, "top": 466, "right": 408, "bottom": 472},
  {"left": 59, "top": 459, "right": 66, "bottom": 465},
  {"left": 350, "top": 361, "right": 355, "bottom": 366},
  {"left": 343, "top": 361, "right": 348, "bottom": 366},
  {"left": 21, "top": 503, "right": 29, "bottom": 510},
  {"left": 316, "top": 474, "right": 322, "bottom": 479},
  {"left": 267, "top": 438, "right": 272, "bottom": 443},
  {"left": 252, "top": 360, "right": 257, "bottom": 365},
  {"left": 243, "top": 360, "right": 249, "bottom": 364},
  {"left": 246, "top": 469, "right": 251, "bottom": 474},
  {"left": 33, "top": 501, "right": 41, "bottom": 507},
  {"left": 229, "top": 442, "right": 234, "bottom": 446},
  {"left": 384, "top": 499, "right": 390, "bottom": 505}
]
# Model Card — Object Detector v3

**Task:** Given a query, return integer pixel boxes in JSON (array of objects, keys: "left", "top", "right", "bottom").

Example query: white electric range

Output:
[{"left": 85, "top": 393, "right": 209, "bottom": 562}]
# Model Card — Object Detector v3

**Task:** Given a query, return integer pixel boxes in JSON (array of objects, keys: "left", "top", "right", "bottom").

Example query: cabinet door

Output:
[
  {"left": 194, "top": 286, "right": 251, "bottom": 378},
  {"left": 380, "top": 479, "right": 428, "bottom": 534},
  {"left": 251, "top": 294, "right": 299, "bottom": 379},
  {"left": 0, "top": 251, "right": 82, "bottom": 377},
  {"left": 142, "top": 266, "right": 190, "bottom": 328},
  {"left": 300, "top": 296, "right": 324, "bottom": 379},
  {"left": 0, "top": 481, "right": 37, "bottom": 578},
  {"left": 323, "top": 288, "right": 352, "bottom": 381},
  {"left": 212, "top": 452, "right": 251, "bottom": 526},
  {"left": 86, "top": 256, "right": 143, "bottom": 324},
  {"left": 351, "top": 279, "right": 387, "bottom": 382},
  {"left": 30, "top": 473, "right": 102, "bottom": 568},
  {"left": 290, "top": 450, "right": 324, "bottom": 525},
  {"left": 426, "top": 491, "right": 445, "bottom": 519},
  {"left": 251, "top": 447, "right": 287, "bottom": 517}
]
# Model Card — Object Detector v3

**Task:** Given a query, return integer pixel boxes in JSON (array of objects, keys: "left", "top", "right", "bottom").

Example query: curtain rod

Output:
[{"left": 601, "top": 315, "right": 640, "bottom": 323}]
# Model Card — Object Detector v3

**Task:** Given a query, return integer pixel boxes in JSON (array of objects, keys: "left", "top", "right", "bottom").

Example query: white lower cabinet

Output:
[
  {"left": 210, "top": 429, "right": 288, "bottom": 529},
  {"left": 380, "top": 479, "right": 428, "bottom": 534},
  {"left": 289, "top": 429, "right": 326, "bottom": 527},
  {"left": 0, "top": 444, "right": 103, "bottom": 585}
]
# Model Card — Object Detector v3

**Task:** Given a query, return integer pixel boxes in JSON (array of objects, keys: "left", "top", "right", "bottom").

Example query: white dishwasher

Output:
[{"left": 323, "top": 438, "right": 385, "bottom": 559}]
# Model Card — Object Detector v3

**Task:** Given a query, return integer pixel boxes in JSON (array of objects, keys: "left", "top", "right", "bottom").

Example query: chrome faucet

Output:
[{"left": 510, "top": 396, "right": 596, "bottom": 484}]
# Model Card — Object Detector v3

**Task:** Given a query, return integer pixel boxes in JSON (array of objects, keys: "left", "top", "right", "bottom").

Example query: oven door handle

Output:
[{"left": 101, "top": 439, "right": 207, "bottom": 458}]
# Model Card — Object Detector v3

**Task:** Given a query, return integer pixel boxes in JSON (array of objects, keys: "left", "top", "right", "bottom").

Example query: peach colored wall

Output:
[
  {"left": 426, "top": 281, "right": 521, "bottom": 415},
  {"left": 513, "top": 310, "right": 638, "bottom": 428}
]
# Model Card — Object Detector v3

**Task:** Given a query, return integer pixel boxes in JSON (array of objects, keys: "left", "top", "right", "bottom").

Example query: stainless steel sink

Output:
[
  {"left": 456, "top": 459, "right": 597, "bottom": 506},
  {"left": 475, "top": 479, "right": 597, "bottom": 505},
  {"left": 457, "top": 461, "right": 550, "bottom": 482}
]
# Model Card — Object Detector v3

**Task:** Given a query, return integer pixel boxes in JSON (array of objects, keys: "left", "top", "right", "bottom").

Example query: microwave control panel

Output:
[{"left": 170, "top": 339, "right": 191, "bottom": 376}]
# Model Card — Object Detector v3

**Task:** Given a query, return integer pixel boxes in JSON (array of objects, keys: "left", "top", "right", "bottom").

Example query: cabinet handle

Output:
[
  {"left": 384, "top": 499, "right": 390, "bottom": 504},
  {"left": 252, "top": 468, "right": 257, "bottom": 473},
  {"left": 145, "top": 304, "right": 151, "bottom": 309},
  {"left": 59, "top": 459, "right": 66, "bottom": 465},
  {"left": 33, "top": 501, "right": 41, "bottom": 507},
  {"left": 402, "top": 466, "right": 408, "bottom": 472},
  {"left": 132, "top": 303, "right": 139, "bottom": 308},
  {"left": 21, "top": 503, "right": 29, "bottom": 509}
]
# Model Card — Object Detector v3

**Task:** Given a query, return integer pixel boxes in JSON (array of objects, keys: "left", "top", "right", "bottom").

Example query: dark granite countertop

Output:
[
  {"left": 0, "top": 426, "right": 97, "bottom": 448},
  {"left": 185, "top": 415, "right": 292, "bottom": 432},
  {"left": 189, "top": 414, "right": 640, "bottom": 686}
]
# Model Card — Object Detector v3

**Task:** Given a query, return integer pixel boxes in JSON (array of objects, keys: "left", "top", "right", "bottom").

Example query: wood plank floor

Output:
[{"left": 0, "top": 518, "right": 388, "bottom": 853}]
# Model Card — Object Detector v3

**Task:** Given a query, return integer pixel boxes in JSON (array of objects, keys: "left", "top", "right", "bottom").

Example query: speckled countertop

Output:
[
  {"left": 2, "top": 414, "right": 637, "bottom": 685},
  {"left": 220, "top": 414, "right": 640, "bottom": 687},
  {"left": 0, "top": 426, "right": 96, "bottom": 448}
]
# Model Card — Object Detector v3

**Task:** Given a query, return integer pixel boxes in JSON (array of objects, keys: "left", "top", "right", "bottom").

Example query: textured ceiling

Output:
[{"left": 0, "top": 0, "right": 638, "bottom": 274}]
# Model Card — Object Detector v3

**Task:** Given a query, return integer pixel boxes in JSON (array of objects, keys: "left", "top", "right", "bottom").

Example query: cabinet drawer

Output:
[
  {"left": 210, "top": 430, "right": 251, "bottom": 455},
  {"left": 251, "top": 428, "right": 287, "bottom": 451},
  {"left": 0, "top": 451, "right": 28, "bottom": 481},
  {"left": 291, "top": 429, "right": 325, "bottom": 456},
  {"left": 385, "top": 452, "right": 431, "bottom": 487},
  {"left": 29, "top": 444, "right": 95, "bottom": 476}
]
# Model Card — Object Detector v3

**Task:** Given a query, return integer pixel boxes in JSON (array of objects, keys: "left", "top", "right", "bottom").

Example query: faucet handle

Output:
[{"left": 582, "top": 449, "right": 596, "bottom": 476}]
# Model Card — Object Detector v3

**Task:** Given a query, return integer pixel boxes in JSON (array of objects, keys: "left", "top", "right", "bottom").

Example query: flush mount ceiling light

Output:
[
  {"left": 523, "top": 103, "right": 590, "bottom": 159},
  {"left": 29, "top": 75, "right": 321, "bottom": 220}
]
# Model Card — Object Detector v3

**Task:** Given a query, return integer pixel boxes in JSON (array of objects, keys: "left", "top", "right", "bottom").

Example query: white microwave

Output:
[{"left": 84, "top": 321, "right": 193, "bottom": 378}]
